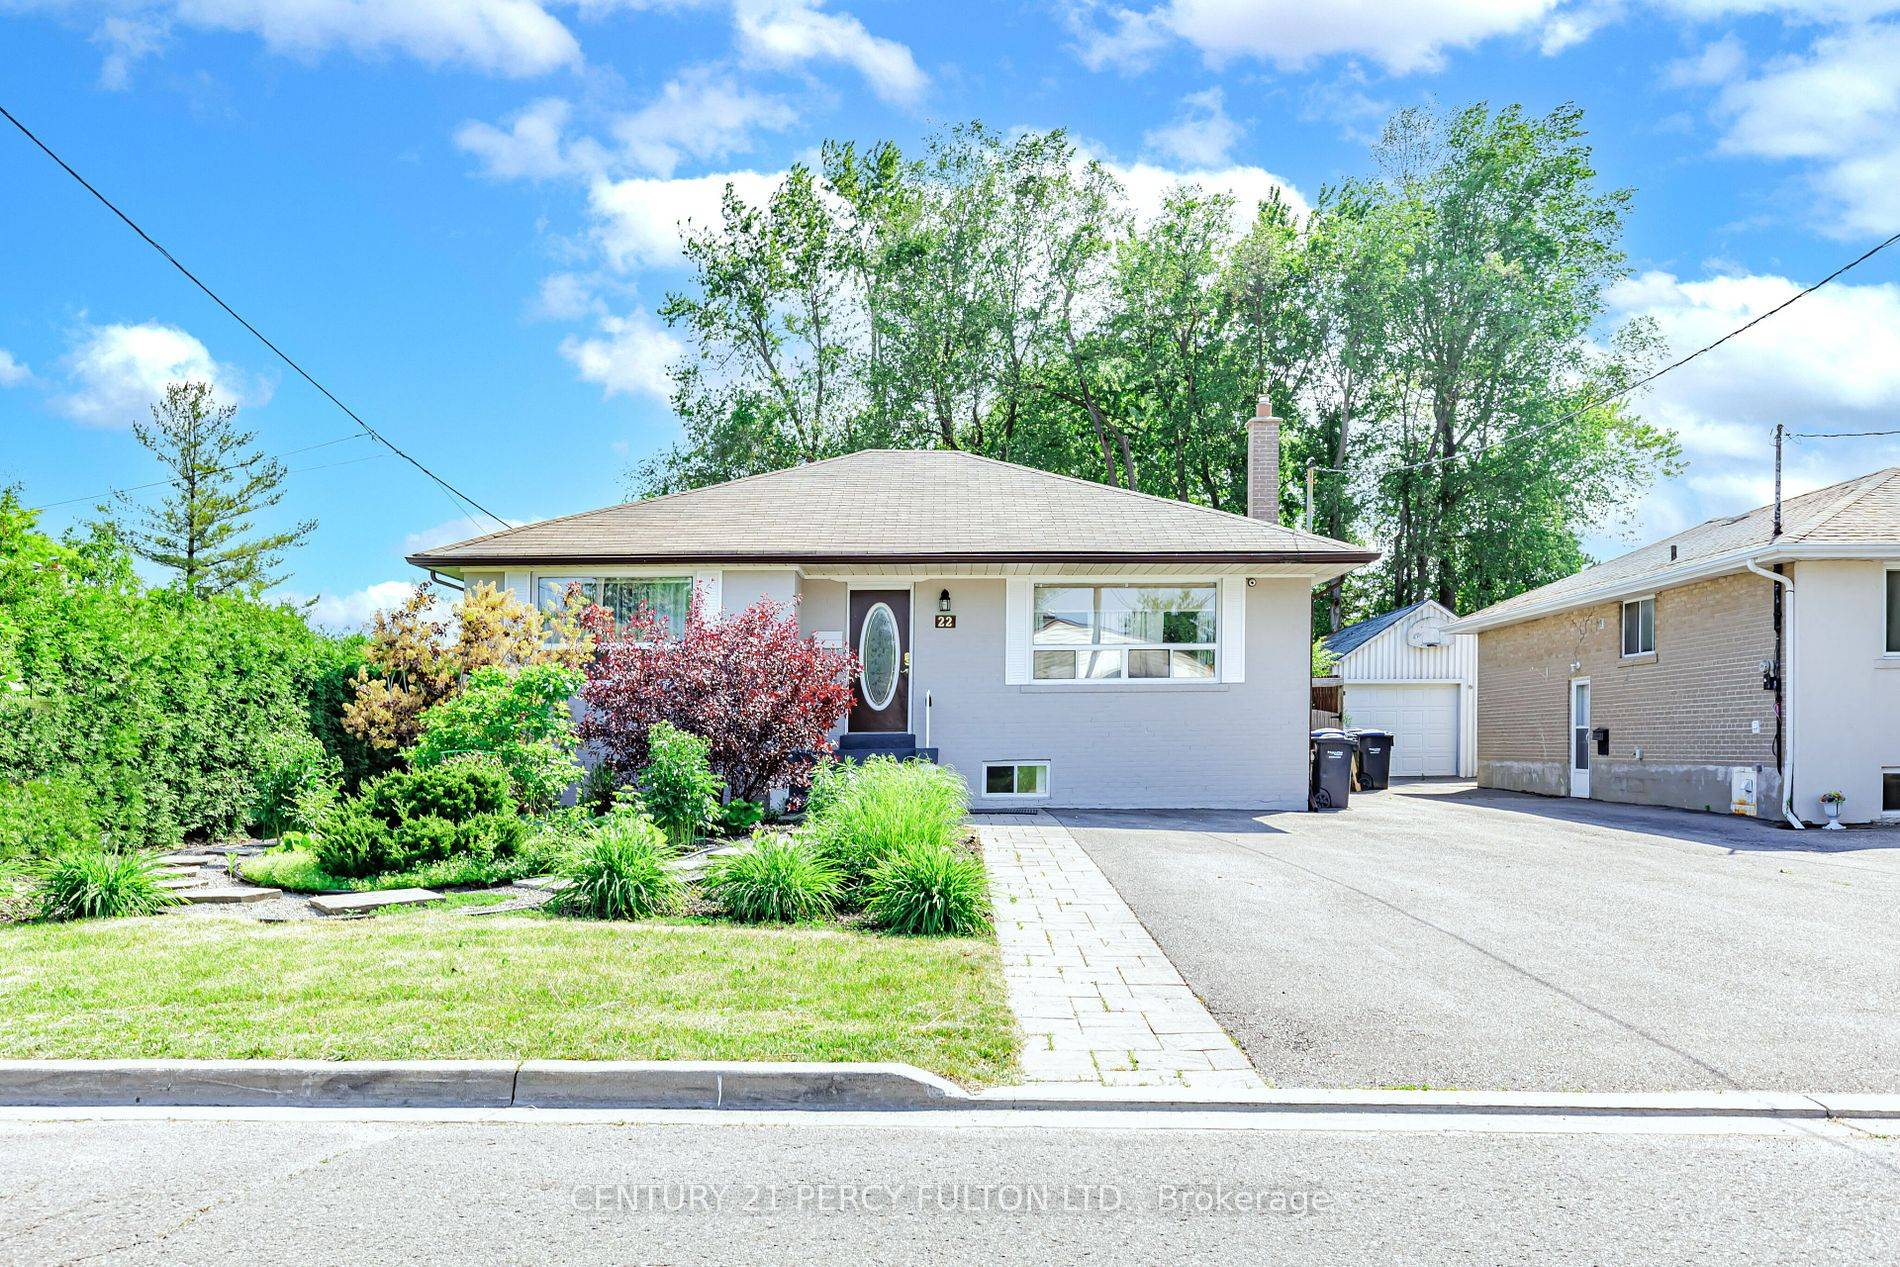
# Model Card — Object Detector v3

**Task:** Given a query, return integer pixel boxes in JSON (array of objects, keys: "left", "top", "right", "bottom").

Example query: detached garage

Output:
[{"left": 1322, "top": 601, "right": 1477, "bottom": 778}]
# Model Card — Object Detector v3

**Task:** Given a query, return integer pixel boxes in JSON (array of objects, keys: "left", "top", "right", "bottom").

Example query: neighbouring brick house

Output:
[{"left": 1448, "top": 467, "right": 1900, "bottom": 826}]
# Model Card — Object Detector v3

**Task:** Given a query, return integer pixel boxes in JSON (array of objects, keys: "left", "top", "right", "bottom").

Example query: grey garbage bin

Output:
[
  {"left": 1349, "top": 728, "right": 1394, "bottom": 791},
  {"left": 1310, "top": 729, "right": 1355, "bottom": 810}
]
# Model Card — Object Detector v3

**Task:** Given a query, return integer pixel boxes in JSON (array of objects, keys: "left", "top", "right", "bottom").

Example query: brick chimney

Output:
[{"left": 1246, "top": 396, "right": 1281, "bottom": 522}]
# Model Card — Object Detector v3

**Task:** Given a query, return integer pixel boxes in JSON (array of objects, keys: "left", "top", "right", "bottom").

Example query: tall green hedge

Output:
[{"left": 0, "top": 491, "right": 355, "bottom": 849}]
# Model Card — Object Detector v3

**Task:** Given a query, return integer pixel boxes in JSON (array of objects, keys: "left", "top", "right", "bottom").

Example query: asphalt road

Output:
[
  {"left": 2, "top": 1113, "right": 1896, "bottom": 1265},
  {"left": 1057, "top": 783, "right": 1900, "bottom": 1093}
]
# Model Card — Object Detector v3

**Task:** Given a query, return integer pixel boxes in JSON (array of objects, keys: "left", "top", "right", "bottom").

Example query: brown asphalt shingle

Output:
[{"left": 407, "top": 449, "right": 1377, "bottom": 567}]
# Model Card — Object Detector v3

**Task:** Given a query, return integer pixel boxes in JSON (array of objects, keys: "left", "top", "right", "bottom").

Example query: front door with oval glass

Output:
[{"left": 849, "top": 590, "right": 910, "bottom": 733}]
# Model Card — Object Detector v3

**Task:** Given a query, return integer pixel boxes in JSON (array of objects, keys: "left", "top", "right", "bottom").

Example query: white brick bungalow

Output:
[{"left": 407, "top": 408, "right": 1375, "bottom": 811}]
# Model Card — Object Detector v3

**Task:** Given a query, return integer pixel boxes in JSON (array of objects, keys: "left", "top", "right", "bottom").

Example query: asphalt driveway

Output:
[{"left": 1056, "top": 783, "right": 1900, "bottom": 1093}]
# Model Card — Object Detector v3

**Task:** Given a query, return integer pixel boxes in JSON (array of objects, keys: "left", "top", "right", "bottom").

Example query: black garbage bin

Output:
[
  {"left": 1349, "top": 728, "right": 1395, "bottom": 791},
  {"left": 1309, "top": 729, "right": 1355, "bottom": 810}
]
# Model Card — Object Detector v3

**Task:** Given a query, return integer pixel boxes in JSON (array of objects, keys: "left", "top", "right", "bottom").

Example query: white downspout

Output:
[{"left": 1744, "top": 558, "right": 1802, "bottom": 830}]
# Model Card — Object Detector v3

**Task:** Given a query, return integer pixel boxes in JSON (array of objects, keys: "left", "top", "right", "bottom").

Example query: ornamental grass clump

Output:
[
  {"left": 35, "top": 849, "right": 181, "bottom": 922},
  {"left": 705, "top": 831, "right": 841, "bottom": 924},
  {"left": 551, "top": 813, "right": 683, "bottom": 921},
  {"left": 640, "top": 722, "right": 722, "bottom": 851},
  {"left": 805, "top": 757, "right": 969, "bottom": 883},
  {"left": 864, "top": 841, "right": 990, "bottom": 937}
]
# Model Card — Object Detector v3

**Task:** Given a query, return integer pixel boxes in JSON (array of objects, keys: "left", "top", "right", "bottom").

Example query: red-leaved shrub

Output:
[{"left": 578, "top": 593, "right": 857, "bottom": 802}]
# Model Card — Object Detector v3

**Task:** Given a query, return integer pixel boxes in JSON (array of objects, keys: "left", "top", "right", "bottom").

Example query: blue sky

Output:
[{"left": 3, "top": 0, "right": 1897, "bottom": 628}]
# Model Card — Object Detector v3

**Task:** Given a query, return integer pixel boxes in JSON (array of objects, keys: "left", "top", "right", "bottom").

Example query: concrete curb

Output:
[{"left": 1, "top": 1062, "right": 1896, "bottom": 1118}]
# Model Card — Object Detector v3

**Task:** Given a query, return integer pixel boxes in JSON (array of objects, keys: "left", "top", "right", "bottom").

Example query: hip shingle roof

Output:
[{"left": 407, "top": 449, "right": 1377, "bottom": 567}]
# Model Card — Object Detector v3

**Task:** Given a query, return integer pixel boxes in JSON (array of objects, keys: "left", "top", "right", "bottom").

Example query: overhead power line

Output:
[
  {"left": 1789, "top": 427, "right": 1900, "bottom": 441},
  {"left": 1317, "top": 227, "right": 1900, "bottom": 478},
  {"left": 0, "top": 102, "right": 510, "bottom": 530},
  {"left": 29, "top": 432, "right": 373, "bottom": 512}
]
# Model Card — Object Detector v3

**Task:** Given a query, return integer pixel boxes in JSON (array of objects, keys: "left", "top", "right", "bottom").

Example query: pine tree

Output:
[{"left": 117, "top": 380, "right": 315, "bottom": 596}]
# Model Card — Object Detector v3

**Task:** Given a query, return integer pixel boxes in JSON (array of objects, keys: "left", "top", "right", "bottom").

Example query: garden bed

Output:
[{"left": 0, "top": 908, "right": 1018, "bottom": 1086}]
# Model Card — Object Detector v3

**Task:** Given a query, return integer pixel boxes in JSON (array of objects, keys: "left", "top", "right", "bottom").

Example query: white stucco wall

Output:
[
  {"left": 1789, "top": 559, "right": 1900, "bottom": 824},
  {"left": 908, "top": 576, "right": 1312, "bottom": 810}
]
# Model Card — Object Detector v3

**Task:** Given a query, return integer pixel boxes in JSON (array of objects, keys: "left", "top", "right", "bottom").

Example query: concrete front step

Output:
[
  {"left": 179, "top": 887, "right": 281, "bottom": 905},
  {"left": 310, "top": 889, "right": 444, "bottom": 916}
]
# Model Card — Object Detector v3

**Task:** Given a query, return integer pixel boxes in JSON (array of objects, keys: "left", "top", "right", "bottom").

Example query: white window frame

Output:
[
  {"left": 1621, "top": 595, "right": 1657, "bottom": 658},
  {"left": 1884, "top": 567, "right": 1900, "bottom": 657},
  {"left": 1023, "top": 580, "right": 1223, "bottom": 685},
  {"left": 528, "top": 569, "right": 712, "bottom": 642},
  {"left": 983, "top": 761, "right": 1051, "bottom": 800}
]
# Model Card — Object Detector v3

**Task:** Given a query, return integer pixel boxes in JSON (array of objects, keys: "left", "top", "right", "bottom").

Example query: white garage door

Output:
[{"left": 1343, "top": 683, "right": 1460, "bottom": 777}]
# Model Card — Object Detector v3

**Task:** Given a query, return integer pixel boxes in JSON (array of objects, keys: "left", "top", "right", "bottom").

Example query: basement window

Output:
[
  {"left": 1884, "top": 770, "right": 1900, "bottom": 819},
  {"left": 1621, "top": 596, "right": 1656, "bottom": 657},
  {"left": 984, "top": 762, "right": 1050, "bottom": 799}
]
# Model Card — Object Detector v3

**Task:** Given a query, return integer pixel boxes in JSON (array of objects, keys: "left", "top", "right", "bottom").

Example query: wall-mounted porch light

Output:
[{"left": 938, "top": 588, "right": 952, "bottom": 614}]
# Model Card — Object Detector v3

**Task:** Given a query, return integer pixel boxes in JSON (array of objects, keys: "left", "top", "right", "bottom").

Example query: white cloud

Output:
[
  {"left": 0, "top": 350, "right": 31, "bottom": 387},
  {"left": 1683, "top": 21, "right": 1900, "bottom": 236},
  {"left": 1599, "top": 267, "right": 1900, "bottom": 543},
  {"left": 733, "top": 0, "right": 927, "bottom": 104},
  {"left": 401, "top": 516, "right": 493, "bottom": 556},
  {"left": 1663, "top": 33, "right": 1744, "bottom": 87},
  {"left": 55, "top": 321, "right": 258, "bottom": 428},
  {"left": 284, "top": 580, "right": 447, "bottom": 635},
  {"left": 1104, "top": 159, "right": 1310, "bottom": 228},
  {"left": 455, "top": 97, "right": 605, "bottom": 181},
  {"left": 91, "top": 14, "right": 168, "bottom": 89},
  {"left": 586, "top": 168, "right": 783, "bottom": 269},
  {"left": 613, "top": 66, "right": 799, "bottom": 176},
  {"left": 531, "top": 271, "right": 607, "bottom": 321},
  {"left": 560, "top": 306, "right": 685, "bottom": 400},
  {"left": 41, "top": 0, "right": 582, "bottom": 82},
  {"left": 1072, "top": 0, "right": 1561, "bottom": 75},
  {"left": 1142, "top": 86, "right": 1243, "bottom": 167}
]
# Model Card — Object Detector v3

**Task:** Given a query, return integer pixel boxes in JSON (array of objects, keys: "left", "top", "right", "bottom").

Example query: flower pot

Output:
[{"left": 1822, "top": 801, "right": 1846, "bottom": 831}]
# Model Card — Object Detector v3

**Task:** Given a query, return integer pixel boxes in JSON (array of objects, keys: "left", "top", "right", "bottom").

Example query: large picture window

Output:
[
  {"left": 535, "top": 575, "right": 692, "bottom": 635},
  {"left": 1031, "top": 583, "right": 1217, "bottom": 681}
]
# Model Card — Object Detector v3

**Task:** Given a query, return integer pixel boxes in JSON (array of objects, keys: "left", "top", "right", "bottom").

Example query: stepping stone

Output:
[
  {"left": 310, "top": 888, "right": 444, "bottom": 916},
  {"left": 157, "top": 853, "right": 221, "bottom": 866},
  {"left": 180, "top": 887, "right": 281, "bottom": 905},
  {"left": 517, "top": 875, "right": 573, "bottom": 892},
  {"left": 463, "top": 897, "right": 549, "bottom": 916},
  {"left": 156, "top": 876, "right": 208, "bottom": 890}
]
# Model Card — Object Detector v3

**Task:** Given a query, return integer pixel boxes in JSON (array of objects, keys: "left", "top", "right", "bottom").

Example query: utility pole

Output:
[
  {"left": 1304, "top": 458, "right": 1316, "bottom": 533},
  {"left": 1772, "top": 422, "right": 1784, "bottom": 539}
]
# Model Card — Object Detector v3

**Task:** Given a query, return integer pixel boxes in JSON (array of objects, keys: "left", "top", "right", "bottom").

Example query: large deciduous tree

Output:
[{"left": 634, "top": 106, "right": 1681, "bottom": 628}]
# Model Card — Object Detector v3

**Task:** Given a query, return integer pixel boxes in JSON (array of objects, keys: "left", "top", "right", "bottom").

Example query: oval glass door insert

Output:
[{"left": 859, "top": 602, "right": 900, "bottom": 711}]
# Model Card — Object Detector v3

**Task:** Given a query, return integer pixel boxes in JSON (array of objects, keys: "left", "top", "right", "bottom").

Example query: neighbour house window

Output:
[
  {"left": 1886, "top": 571, "right": 1900, "bottom": 655},
  {"left": 1031, "top": 583, "right": 1217, "bottom": 681},
  {"left": 535, "top": 576, "right": 693, "bottom": 636},
  {"left": 1621, "top": 597, "right": 1656, "bottom": 657},
  {"left": 985, "top": 762, "right": 1050, "bottom": 798}
]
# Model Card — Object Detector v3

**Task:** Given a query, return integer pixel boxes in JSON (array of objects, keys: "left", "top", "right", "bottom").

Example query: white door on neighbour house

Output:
[{"left": 1569, "top": 679, "right": 1592, "bottom": 799}]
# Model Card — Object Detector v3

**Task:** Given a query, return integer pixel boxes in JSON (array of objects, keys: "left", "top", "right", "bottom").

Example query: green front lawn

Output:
[{"left": 0, "top": 910, "right": 1018, "bottom": 1086}]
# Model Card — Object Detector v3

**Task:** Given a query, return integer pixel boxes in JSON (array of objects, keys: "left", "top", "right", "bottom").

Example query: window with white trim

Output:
[
  {"left": 1621, "top": 596, "right": 1656, "bottom": 657},
  {"left": 1031, "top": 583, "right": 1217, "bottom": 681},
  {"left": 535, "top": 575, "right": 693, "bottom": 635},
  {"left": 984, "top": 762, "right": 1050, "bottom": 798},
  {"left": 1885, "top": 570, "right": 1899, "bottom": 655}
]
